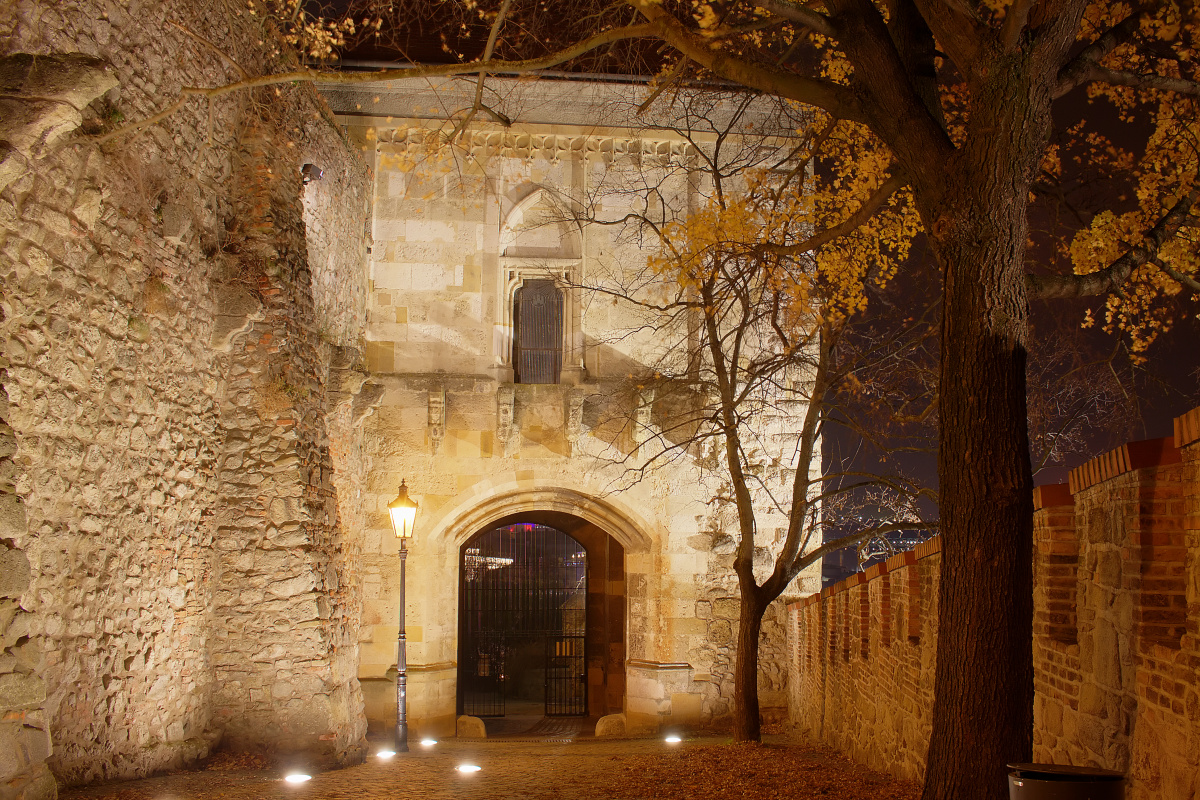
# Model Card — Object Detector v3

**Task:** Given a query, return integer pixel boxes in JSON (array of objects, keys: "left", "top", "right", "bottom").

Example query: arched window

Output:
[{"left": 513, "top": 280, "right": 563, "bottom": 384}]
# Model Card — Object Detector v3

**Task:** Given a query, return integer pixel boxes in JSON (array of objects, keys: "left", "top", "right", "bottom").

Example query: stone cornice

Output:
[
  {"left": 378, "top": 126, "right": 695, "bottom": 162},
  {"left": 317, "top": 74, "right": 807, "bottom": 138}
]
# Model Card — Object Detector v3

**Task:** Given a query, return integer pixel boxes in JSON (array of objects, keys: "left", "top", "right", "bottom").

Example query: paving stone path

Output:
[{"left": 59, "top": 735, "right": 921, "bottom": 800}]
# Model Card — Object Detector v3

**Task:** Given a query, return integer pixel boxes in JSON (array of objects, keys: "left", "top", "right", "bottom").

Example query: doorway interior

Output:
[{"left": 456, "top": 514, "right": 625, "bottom": 736}]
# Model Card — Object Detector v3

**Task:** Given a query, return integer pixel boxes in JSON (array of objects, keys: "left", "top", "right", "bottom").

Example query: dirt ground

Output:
[{"left": 59, "top": 734, "right": 921, "bottom": 800}]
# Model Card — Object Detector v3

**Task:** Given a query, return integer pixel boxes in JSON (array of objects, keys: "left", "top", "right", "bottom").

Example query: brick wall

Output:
[
  {"left": 787, "top": 539, "right": 940, "bottom": 782},
  {"left": 788, "top": 405, "right": 1200, "bottom": 800}
]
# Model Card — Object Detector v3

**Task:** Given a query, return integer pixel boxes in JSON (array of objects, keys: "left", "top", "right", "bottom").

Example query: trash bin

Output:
[{"left": 1008, "top": 763, "right": 1125, "bottom": 800}]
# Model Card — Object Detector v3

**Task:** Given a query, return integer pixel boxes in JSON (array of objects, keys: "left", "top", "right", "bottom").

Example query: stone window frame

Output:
[{"left": 498, "top": 260, "right": 584, "bottom": 384}]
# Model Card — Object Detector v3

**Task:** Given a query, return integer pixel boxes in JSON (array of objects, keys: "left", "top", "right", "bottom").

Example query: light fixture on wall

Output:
[
  {"left": 300, "top": 163, "right": 323, "bottom": 184},
  {"left": 388, "top": 480, "right": 419, "bottom": 753}
]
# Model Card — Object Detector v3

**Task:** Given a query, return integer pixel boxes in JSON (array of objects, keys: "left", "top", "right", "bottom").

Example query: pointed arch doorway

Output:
[{"left": 456, "top": 513, "right": 626, "bottom": 727}]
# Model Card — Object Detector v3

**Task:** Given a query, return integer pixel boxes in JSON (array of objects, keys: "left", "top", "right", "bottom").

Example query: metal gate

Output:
[
  {"left": 513, "top": 280, "right": 563, "bottom": 384},
  {"left": 546, "top": 635, "right": 586, "bottom": 716},
  {"left": 459, "top": 523, "right": 587, "bottom": 717}
]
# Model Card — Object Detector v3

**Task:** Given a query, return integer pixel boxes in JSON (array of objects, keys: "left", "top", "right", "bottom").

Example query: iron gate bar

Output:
[{"left": 459, "top": 524, "right": 587, "bottom": 717}]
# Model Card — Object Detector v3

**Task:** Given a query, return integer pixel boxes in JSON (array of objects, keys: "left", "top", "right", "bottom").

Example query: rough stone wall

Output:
[
  {"left": 1, "top": 42, "right": 228, "bottom": 786},
  {"left": 1, "top": 0, "right": 369, "bottom": 788},
  {"left": 787, "top": 539, "right": 940, "bottom": 782},
  {"left": 693, "top": 579, "right": 791, "bottom": 728},
  {"left": 207, "top": 116, "right": 368, "bottom": 764},
  {"left": 0, "top": 371, "right": 56, "bottom": 799},
  {"left": 1034, "top": 432, "right": 1195, "bottom": 800},
  {"left": 787, "top": 410, "right": 1200, "bottom": 800}
]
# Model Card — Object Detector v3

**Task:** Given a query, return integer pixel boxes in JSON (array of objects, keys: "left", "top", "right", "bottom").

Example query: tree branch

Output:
[
  {"left": 1027, "top": 186, "right": 1200, "bottom": 300},
  {"left": 625, "top": 0, "right": 864, "bottom": 122},
  {"left": 906, "top": 0, "right": 986, "bottom": 73},
  {"left": 96, "top": 22, "right": 659, "bottom": 142},
  {"left": 637, "top": 57, "right": 690, "bottom": 116},
  {"left": 821, "top": 0, "right": 956, "bottom": 167},
  {"left": 756, "top": 0, "right": 835, "bottom": 37},
  {"left": 783, "top": 520, "right": 937, "bottom": 577},
  {"left": 1152, "top": 257, "right": 1200, "bottom": 294},
  {"left": 169, "top": 20, "right": 250, "bottom": 80},
  {"left": 1066, "top": 65, "right": 1200, "bottom": 98},
  {"left": 1055, "top": 8, "right": 1145, "bottom": 98},
  {"left": 765, "top": 172, "right": 907, "bottom": 256},
  {"left": 1000, "top": 0, "right": 1035, "bottom": 53},
  {"left": 449, "top": 0, "right": 516, "bottom": 140}
]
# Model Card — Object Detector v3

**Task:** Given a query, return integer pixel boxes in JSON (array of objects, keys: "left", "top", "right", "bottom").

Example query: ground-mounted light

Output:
[
  {"left": 284, "top": 773, "right": 312, "bottom": 783},
  {"left": 664, "top": 735, "right": 682, "bottom": 744},
  {"left": 420, "top": 738, "right": 438, "bottom": 747},
  {"left": 376, "top": 750, "right": 396, "bottom": 759},
  {"left": 457, "top": 764, "right": 482, "bottom": 773}
]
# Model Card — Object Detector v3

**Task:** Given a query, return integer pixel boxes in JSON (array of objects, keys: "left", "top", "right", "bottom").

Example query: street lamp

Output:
[{"left": 388, "top": 480, "right": 418, "bottom": 753}]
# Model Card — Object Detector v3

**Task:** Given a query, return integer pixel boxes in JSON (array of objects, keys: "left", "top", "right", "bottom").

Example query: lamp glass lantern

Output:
[{"left": 388, "top": 481, "right": 418, "bottom": 540}]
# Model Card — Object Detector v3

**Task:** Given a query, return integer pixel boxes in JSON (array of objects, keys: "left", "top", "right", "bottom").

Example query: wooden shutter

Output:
[{"left": 514, "top": 280, "right": 563, "bottom": 384}]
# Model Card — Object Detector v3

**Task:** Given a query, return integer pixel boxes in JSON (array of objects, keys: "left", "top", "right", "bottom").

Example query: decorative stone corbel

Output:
[
  {"left": 633, "top": 388, "right": 655, "bottom": 453},
  {"left": 211, "top": 285, "right": 264, "bottom": 352},
  {"left": 325, "top": 345, "right": 383, "bottom": 426},
  {"left": 428, "top": 389, "right": 446, "bottom": 454},
  {"left": 496, "top": 385, "right": 516, "bottom": 457},
  {"left": 352, "top": 383, "right": 385, "bottom": 427},
  {"left": 566, "top": 390, "right": 585, "bottom": 456}
]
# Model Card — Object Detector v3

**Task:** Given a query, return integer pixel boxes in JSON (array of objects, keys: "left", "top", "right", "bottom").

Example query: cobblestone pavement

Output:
[{"left": 59, "top": 735, "right": 921, "bottom": 800}]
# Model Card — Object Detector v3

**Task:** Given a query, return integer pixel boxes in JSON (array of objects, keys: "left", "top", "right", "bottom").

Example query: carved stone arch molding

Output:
[
  {"left": 431, "top": 484, "right": 653, "bottom": 555},
  {"left": 431, "top": 483, "right": 646, "bottom": 720},
  {"left": 499, "top": 185, "right": 582, "bottom": 259}
]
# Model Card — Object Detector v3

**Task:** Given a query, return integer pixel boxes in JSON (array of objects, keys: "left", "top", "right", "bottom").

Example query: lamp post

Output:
[{"left": 387, "top": 480, "right": 418, "bottom": 753}]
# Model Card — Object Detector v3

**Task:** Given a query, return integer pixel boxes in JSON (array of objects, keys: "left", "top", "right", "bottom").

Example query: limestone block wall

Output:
[
  {"left": 333, "top": 100, "right": 820, "bottom": 736},
  {"left": 354, "top": 377, "right": 766, "bottom": 735},
  {"left": 1, "top": 0, "right": 370, "bottom": 789},
  {"left": 787, "top": 407, "right": 1200, "bottom": 800}
]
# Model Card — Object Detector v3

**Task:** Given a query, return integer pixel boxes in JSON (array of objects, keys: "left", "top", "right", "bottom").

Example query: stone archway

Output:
[
  {"left": 426, "top": 486, "right": 652, "bottom": 732},
  {"left": 455, "top": 511, "right": 626, "bottom": 724},
  {"left": 359, "top": 484, "right": 652, "bottom": 739}
]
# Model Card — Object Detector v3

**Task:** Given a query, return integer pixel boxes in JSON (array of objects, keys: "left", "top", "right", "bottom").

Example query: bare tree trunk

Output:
[
  {"left": 923, "top": 242, "right": 1035, "bottom": 800},
  {"left": 917, "top": 72, "right": 1042, "bottom": 798},
  {"left": 732, "top": 588, "right": 764, "bottom": 743}
]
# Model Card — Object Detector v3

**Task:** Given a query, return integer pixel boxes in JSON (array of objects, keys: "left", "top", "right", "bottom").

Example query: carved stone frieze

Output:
[{"left": 381, "top": 128, "right": 694, "bottom": 164}]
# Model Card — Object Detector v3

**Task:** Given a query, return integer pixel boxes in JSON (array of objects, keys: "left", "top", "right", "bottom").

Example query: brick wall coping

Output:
[
  {"left": 790, "top": 535, "right": 942, "bottom": 610},
  {"left": 1032, "top": 483, "right": 1073, "bottom": 510},
  {"left": 789, "top": 417, "right": 1192, "bottom": 612},
  {"left": 1067, "top": 436, "right": 1181, "bottom": 496},
  {"left": 1176, "top": 405, "right": 1200, "bottom": 449}
]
